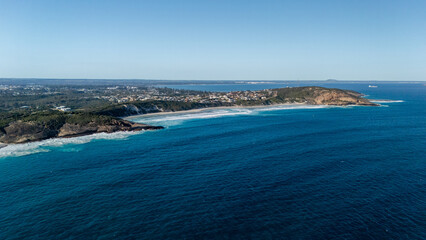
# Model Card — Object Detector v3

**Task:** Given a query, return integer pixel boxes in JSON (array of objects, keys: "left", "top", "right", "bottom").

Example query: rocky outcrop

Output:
[
  {"left": 97, "top": 104, "right": 163, "bottom": 118},
  {"left": 308, "top": 88, "right": 377, "bottom": 106},
  {"left": 0, "top": 119, "right": 163, "bottom": 144},
  {"left": 58, "top": 119, "right": 163, "bottom": 138},
  {"left": 273, "top": 87, "right": 378, "bottom": 106},
  {"left": 0, "top": 86, "right": 376, "bottom": 144},
  {"left": 0, "top": 121, "right": 58, "bottom": 144}
]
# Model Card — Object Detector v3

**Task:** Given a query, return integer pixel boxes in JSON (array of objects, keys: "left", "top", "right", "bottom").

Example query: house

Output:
[{"left": 55, "top": 106, "right": 72, "bottom": 112}]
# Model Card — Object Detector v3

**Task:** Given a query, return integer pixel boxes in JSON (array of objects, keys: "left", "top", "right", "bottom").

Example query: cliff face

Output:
[
  {"left": 273, "top": 87, "right": 378, "bottom": 106},
  {"left": 95, "top": 88, "right": 376, "bottom": 118},
  {"left": 0, "top": 86, "right": 377, "bottom": 144},
  {"left": 96, "top": 101, "right": 231, "bottom": 118},
  {"left": 57, "top": 119, "right": 162, "bottom": 138},
  {"left": 0, "top": 121, "right": 58, "bottom": 144},
  {"left": 308, "top": 88, "right": 376, "bottom": 106},
  {"left": 0, "top": 119, "right": 163, "bottom": 144}
]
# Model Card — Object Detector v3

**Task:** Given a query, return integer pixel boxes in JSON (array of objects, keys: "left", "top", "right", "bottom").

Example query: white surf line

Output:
[
  {"left": 124, "top": 103, "right": 311, "bottom": 120},
  {"left": 142, "top": 109, "right": 254, "bottom": 122},
  {"left": 370, "top": 100, "right": 404, "bottom": 103},
  {"left": 133, "top": 105, "right": 336, "bottom": 125},
  {"left": 0, "top": 131, "right": 144, "bottom": 158}
]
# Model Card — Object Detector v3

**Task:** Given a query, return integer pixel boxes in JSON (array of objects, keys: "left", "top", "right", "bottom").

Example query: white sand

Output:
[{"left": 124, "top": 103, "right": 307, "bottom": 120}]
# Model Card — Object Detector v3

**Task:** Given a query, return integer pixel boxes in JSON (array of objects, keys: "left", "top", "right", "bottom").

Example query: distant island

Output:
[{"left": 0, "top": 86, "right": 377, "bottom": 144}]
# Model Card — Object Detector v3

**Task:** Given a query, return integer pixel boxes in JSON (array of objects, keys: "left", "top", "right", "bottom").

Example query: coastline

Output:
[
  {"left": 0, "top": 120, "right": 162, "bottom": 146},
  {"left": 0, "top": 100, "right": 382, "bottom": 146},
  {"left": 1, "top": 104, "right": 305, "bottom": 146},
  {"left": 124, "top": 103, "right": 309, "bottom": 119},
  {"left": 1, "top": 85, "right": 381, "bottom": 145},
  {"left": 0, "top": 103, "right": 333, "bottom": 146}
]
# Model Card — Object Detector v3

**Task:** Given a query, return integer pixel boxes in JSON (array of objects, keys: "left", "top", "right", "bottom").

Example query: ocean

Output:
[{"left": 0, "top": 82, "right": 425, "bottom": 239}]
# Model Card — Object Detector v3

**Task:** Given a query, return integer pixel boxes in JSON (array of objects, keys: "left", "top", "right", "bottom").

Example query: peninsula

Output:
[{"left": 0, "top": 85, "right": 377, "bottom": 144}]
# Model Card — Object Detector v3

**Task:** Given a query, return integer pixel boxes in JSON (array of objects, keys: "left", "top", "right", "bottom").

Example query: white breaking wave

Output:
[
  {"left": 134, "top": 105, "right": 334, "bottom": 126},
  {"left": 370, "top": 100, "right": 404, "bottom": 103},
  {"left": 0, "top": 131, "right": 142, "bottom": 158},
  {"left": 252, "top": 105, "right": 332, "bottom": 112},
  {"left": 143, "top": 109, "right": 253, "bottom": 122},
  {"left": 0, "top": 104, "right": 344, "bottom": 158}
]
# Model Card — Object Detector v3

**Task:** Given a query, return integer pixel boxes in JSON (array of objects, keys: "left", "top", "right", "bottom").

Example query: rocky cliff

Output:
[
  {"left": 0, "top": 119, "right": 163, "bottom": 144},
  {"left": 273, "top": 87, "right": 378, "bottom": 106},
  {"left": 0, "top": 86, "right": 377, "bottom": 144}
]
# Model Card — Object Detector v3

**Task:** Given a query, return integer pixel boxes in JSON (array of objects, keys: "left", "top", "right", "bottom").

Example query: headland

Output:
[{"left": 0, "top": 86, "right": 378, "bottom": 144}]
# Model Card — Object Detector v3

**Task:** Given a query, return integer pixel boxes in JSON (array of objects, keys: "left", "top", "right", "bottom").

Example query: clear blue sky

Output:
[{"left": 1, "top": 0, "right": 425, "bottom": 80}]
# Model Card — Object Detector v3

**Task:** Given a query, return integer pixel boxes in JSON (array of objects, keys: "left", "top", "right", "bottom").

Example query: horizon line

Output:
[{"left": 0, "top": 78, "right": 425, "bottom": 82}]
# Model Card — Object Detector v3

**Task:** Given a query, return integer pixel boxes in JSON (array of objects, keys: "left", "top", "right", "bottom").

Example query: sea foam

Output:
[
  {"left": 0, "top": 105, "right": 342, "bottom": 158},
  {"left": 133, "top": 104, "right": 334, "bottom": 126},
  {"left": 0, "top": 131, "right": 142, "bottom": 158},
  {"left": 143, "top": 109, "right": 253, "bottom": 122},
  {"left": 252, "top": 104, "right": 332, "bottom": 112},
  {"left": 370, "top": 100, "right": 404, "bottom": 103}
]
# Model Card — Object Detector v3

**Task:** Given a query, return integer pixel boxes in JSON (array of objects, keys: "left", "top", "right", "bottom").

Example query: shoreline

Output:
[
  {"left": 124, "top": 103, "right": 309, "bottom": 119},
  {"left": 1, "top": 104, "right": 303, "bottom": 146},
  {"left": 0, "top": 86, "right": 381, "bottom": 147},
  {"left": 0, "top": 100, "right": 382, "bottom": 147}
]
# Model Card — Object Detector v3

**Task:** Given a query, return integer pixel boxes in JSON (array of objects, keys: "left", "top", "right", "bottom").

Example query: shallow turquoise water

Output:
[{"left": 0, "top": 83, "right": 425, "bottom": 239}]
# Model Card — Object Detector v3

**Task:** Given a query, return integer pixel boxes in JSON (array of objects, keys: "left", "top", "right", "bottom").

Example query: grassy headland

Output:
[{"left": 0, "top": 86, "right": 377, "bottom": 144}]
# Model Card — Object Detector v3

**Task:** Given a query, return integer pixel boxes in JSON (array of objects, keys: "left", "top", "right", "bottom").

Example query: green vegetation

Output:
[
  {"left": 0, "top": 85, "right": 374, "bottom": 140},
  {"left": 0, "top": 90, "right": 109, "bottom": 111},
  {"left": 0, "top": 110, "right": 117, "bottom": 133},
  {"left": 0, "top": 110, "right": 31, "bottom": 130},
  {"left": 94, "top": 100, "right": 232, "bottom": 117}
]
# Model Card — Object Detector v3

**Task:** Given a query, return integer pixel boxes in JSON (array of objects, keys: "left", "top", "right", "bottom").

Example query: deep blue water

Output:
[{"left": 0, "top": 83, "right": 425, "bottom": 239}]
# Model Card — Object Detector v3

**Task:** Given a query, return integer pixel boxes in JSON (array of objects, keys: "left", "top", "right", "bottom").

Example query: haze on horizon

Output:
[{"left": 1, "top": 0, "right": 425, "bottom": 81}]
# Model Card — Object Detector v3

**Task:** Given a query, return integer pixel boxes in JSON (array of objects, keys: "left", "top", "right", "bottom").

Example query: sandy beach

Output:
[{"left": 124, "top": 103, "right": 308, "bottom": 120}]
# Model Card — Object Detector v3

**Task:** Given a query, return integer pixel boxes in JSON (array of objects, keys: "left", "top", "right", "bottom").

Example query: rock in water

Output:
[{"left": 0, "top": 119, "right": 163, "bottom": 144}]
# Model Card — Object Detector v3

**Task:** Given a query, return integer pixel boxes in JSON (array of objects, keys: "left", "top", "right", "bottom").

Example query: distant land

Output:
[
  {"left": 0, "top": 82, "right": 378, "bottom": 144},
  {"left": 0, "top": 78, "right": 425, "bottom": 86}
]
